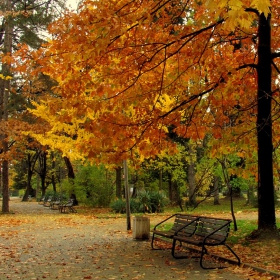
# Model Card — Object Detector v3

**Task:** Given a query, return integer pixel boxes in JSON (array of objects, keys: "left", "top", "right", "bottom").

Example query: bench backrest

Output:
[
  {"left": 195, "top": 217, "right": 231, "bottom": 243},
  {"left": 172, "top": 214, "right": 198, "bottom": 235}
]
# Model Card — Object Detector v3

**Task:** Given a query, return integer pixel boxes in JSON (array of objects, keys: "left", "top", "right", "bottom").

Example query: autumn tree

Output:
[
  {"left": 0, "top": 0, "right": 13, "bottom": 212},
  {"left": 18, "top": 0, "right": 280, "bottom": 237},
  {"left": 0, "top": 0, "right": 67, "bottom": 211}
]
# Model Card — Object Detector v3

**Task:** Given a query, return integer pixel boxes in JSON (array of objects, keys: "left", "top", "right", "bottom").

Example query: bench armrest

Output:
[{"left": 153, "top": 214, "right": 177, "bottom": 231}]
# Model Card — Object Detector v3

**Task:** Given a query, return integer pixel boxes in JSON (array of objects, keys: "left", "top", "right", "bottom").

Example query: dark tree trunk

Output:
[
  {"left": 22, "top": 154, "right": 34, "bottom": 201},
  {"left": 115, "top": 166, "right": 122, "bottom": 199},
  {"left": 167, "top": 174, "right": 183, "bottom": 210},
  {"left": 51, "top": 152, "right": 56, "bottom": 192},
  {"left": 2, "top": 159, "right": 9, "bottom": 213},
  {"left": 187, "top": 162, "right": 197, "bottom": 207},
  {"left": 1, "top": 0, "right": 12, "bottom": 213},
  {"left": 257, "top": 13, "right": 276, "bottom": 230},
  {"left": 37, "top": 151, "right": 48, "bottom": 196},
  {"left": 22, "top": 151, "right": 40, "bottom": 201},
  {"left": 213, "top": 176, "right": 220, "bottom": 205},
  {"left": 63, "top": 156, "right": 75, "bottom": 179}
]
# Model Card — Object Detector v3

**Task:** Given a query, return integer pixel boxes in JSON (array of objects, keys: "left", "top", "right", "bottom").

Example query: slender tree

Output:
[
  {"left": 0, "top": 0, "right": 12, "bottom": 212},
  {"left": 0, "top": 0, "right": 67, "bottom": 211}
]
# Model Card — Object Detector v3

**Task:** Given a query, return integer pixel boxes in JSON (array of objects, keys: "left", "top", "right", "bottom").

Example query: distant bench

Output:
[
  {"left": 59, "top": 199, "right": 77, "bottom": 213},
  {"left": 151, "top": 214, "right": 240, "bottom": 269}
]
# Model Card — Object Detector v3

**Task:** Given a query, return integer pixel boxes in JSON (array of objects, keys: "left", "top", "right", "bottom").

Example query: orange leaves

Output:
[{"left": 14, "top": 0, "right": 279, "bottom": 166}]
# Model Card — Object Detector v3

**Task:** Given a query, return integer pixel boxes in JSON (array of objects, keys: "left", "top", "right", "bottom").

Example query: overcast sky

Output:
[{"left": 66, "top": 0, "right": 79, "bottom": 9}]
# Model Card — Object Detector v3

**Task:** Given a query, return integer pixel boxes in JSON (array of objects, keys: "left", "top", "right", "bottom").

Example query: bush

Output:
[
  {"left": 110, "top": 191, "right": 168, "bottom": 213},
  {"left": 150, "top": 191, "right": 168, "bottom": 213},
  {"left": 136, "top": 191, "right": 152, "bottom": 213},
  {"left": 110, "top": 199, "right": 126, "bottom": 213}
]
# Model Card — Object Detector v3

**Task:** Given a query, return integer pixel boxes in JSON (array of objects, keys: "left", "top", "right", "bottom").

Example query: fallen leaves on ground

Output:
[{"left": 0, "top": 200, "right": 279, "bottom": 279}]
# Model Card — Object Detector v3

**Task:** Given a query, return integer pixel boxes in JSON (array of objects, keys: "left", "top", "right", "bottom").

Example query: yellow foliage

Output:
[
  {"left": 251, "top": 0, "right": 271, "bottom": 17},
  {"left": 0, "top": 74, "right": 12, "bottom": 80}
]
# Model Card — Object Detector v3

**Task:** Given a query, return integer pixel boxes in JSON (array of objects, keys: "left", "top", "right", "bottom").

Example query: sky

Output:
[{"left": 66, "top": 0, "right": 79, "bottom": 9}]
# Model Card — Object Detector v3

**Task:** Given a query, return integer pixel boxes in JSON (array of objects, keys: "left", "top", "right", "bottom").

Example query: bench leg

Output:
[
  {"left": 151, "top": 234, "right": 166, "bottom": 250},
  {"left": 69, "top": 206, "right": 77, "bottom": 213},
  {"left": 172, "top": 239, "right": 190, "bottom": 259},
  {"left": 199, "top": 244, "right": 241, "bottom": 269},
  {"left": 224, "top": 244, "right": 241, "bottom": 266},
  {"left": 151, "top": 234, "right": 174, "bottom": 250}
]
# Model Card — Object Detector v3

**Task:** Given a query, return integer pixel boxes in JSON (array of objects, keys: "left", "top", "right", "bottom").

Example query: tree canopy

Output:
[{"left": 14, "top": 0, "right": 280, "bottom": 234}]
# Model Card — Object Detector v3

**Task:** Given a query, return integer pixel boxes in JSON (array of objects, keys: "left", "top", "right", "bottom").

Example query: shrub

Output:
[
  {"left": 110, "top": 199, "right": 126, "bottom": 213},
  {"left": 150, "top": 191, "right": 169, "bottom": 213},
  {"left": 110, "top": 191, "right": 168, "bottom": 213}
]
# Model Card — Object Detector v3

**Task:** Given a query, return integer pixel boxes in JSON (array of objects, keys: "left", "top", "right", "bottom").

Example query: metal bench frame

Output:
[
  {"left": 151, "top": 214, "right": 199, "bottom": 250},
  {"left": 171, "top": 216, "right": 240, "bottom": 269}
]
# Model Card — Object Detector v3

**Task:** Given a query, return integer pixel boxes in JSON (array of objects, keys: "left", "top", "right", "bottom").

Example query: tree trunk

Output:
[
  {"left": 167, "top": 174, "right": 183, "bottom": 210},
  {"left": 213, "top": 176, "right": 220, "bottom": 205},
  {"left": 257, "top": 13, "right": 276, "bottom": 230},
  {"left": 51, "top": 152, "right": 56, "bottom": 192},
  {"left": 63, "top": 156, "right": 75, "bottom": 179},
  {"left": 37, "top": 151, "right": 48, "bottom": 195},
  {"left": 115, "top": 166, "right": 122, "bottom": 199},
  {"left": 22, "top": 151, "right": 40, "bottom": 201},
  {"left": 187, "top": 162, "right": 197, "bottom": 207},
  {"left": 1, "top": 0, "right": 12, "bottom": 213},
  {"left": 2, "top": 159, "right": 9, "bottom": 212},
  {"left": 22, "top": 154, "right": 34, "bottom": 201},
  {"left": 159, "top": 168, "right": 163, "bottom": 190}
]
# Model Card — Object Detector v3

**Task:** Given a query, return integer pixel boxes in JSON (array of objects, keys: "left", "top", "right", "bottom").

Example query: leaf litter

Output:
[{"left": 0, "top": 200, "right": 279, "bottom": 279}]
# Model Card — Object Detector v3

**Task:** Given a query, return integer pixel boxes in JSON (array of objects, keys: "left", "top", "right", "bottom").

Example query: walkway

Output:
[{"left": 0, "top": 199, "right": 255, "bottom": 279}]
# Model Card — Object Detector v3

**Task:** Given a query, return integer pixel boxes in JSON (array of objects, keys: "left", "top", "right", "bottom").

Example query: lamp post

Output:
[{"left": 123, "top": 160, "right": 131, "bottom": 230}]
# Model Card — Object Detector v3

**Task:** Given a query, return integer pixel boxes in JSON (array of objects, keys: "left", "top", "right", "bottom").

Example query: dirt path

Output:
[{"left": 0, "top": 199, "right": 269, "bottom": 279}]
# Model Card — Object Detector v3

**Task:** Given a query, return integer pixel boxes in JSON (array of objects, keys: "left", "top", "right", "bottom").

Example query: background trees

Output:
[
  {"left": 0, "top": 0, "right": 67, "bottom": 210},
  {"left": 7, "top": 0, "right": 280, "bottom": 237}
]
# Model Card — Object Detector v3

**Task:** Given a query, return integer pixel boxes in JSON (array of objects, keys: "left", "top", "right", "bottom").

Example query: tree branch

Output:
[
  {"left": 272, "top": 60, "right": 280, "bottom": 74},
  {"left": 272, "top": 52, "right": 280, "bottom": 59},
  {"left": 245, "top": 8, "right": 260, "bottom": 15}
]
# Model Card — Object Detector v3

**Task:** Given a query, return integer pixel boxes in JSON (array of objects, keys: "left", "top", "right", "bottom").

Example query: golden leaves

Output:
[
  {"left": 206, "top": 0, "right": 271, "bottom": 30},
  {"left": 251, "top": 0, "right": 271, "bottom": 17},
  {"left": 0, "top": 74, "right": 12, "bottom": 80},
  {"left": 16, "top": 0, "right": 277, "bottom": 166}
]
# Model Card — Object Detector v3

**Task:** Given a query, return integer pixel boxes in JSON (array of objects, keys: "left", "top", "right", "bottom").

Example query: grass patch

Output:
[
  {"left": 229, "top": 219, "right": 280, "bottom": 244},
  {"left": 187, "top": 197, "right": 257, "bottom": 214}
]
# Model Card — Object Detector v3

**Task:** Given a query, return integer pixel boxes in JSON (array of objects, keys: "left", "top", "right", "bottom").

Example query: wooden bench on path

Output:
[
  {"left": 43, "top": 196, "right": 53, "bottom": 207},
  {"left": 151, "top": 214, "right": 199, "bottom": 250},
  {"left": 59, "top": 199, "right": 77, "bottom": 213},
  {"left": 50, "top": 197, "right": 63, "bottom": 210},
  {"left": 171, "top": 216, "right": 240, "bottom": 269}
]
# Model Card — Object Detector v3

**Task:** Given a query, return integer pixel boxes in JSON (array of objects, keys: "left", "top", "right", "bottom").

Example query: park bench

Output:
[
  {"left": 59, "top": 199, "right": 77, "bottom": 213},
  {"left": 43, "top": 196, "right": 53, "bottom": 207},
  {"left": 151, "top": 214, "right": 199, "bottom": 250},
  {"left": 50, "top": 197, "right": 63, "bottom": 210},
  {"left": 171, "top": 216, "right": 240, "bottom": 269},
  {"left": 38, "top": 196, "right": 46, "bottom": 205}
]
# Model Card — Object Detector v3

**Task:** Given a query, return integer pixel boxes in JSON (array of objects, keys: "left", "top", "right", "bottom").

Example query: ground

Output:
[{"left": 0, "top": 198, "right": 278, "bottom": 279}]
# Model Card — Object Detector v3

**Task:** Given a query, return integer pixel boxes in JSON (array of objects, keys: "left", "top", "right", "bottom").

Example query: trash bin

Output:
[{"left": 132, "top": 216, "right": 150, "bottom": 240}]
